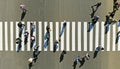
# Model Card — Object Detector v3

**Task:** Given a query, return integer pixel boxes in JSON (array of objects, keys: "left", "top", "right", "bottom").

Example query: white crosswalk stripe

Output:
[
  {"left": 101, "top": 22, "right": 105, "bottom": 51},
  {"left": 66, "top": 22, "right": 70, "bottom": 51},
  {"left": 118, "top": 22, "right": 120, "bottom": 51},
  {"left": 10, "top": 22, "right": 14, "bottom": 51},
  {"left": 112, "top": 24, "right": 116, "bottom": 51},
  {"left": 56, "top": 22, "right": 59, "bottom": 51},
  {"left": 78, "top": 22, "right": 81, "bottom": 51},
  {"left": 107, "top": 24, "right": 111, "bottom": 51},
  {"left": 95, "top": 22, "right": 99, "bottom": 50},
  {"left": 1, "top": 21, "right": 120, "bottom": 51},
  {"left": 0, "top": 22, "right": 3, "bottom": 51},
  {"left": 27, "top": 21, "right": 31, "bottom": 51},
  {"left": 60, "top": 22, "right": 64, "bottom": 51},
  {"left": 89, "top": 22, "right": 93, "bottom": 51},
  {"left": 50, "top": 22, "right": 53, "bottom": 51},
  {"left": 38, "top": 21, "right": 42, "bottom": 51},
  {"left": 5, "top": 22, "right": 8, "bottom": 51},
  {"left": 84, "top": 22, "right": 87, "bottom": 51},
  {"left": 44, "top": 22, "right": 48, "bottom": 51}
]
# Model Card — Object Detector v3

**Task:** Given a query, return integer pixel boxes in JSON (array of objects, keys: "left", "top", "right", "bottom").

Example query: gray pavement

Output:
[{"left": 0, "top": 0, "right": 120, "bottom": 69}]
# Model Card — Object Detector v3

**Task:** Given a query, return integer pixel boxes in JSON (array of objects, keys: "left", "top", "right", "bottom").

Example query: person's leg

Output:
[
  {"left": 93, "top": 51, "right": 98, "bottom": 59},
  {"left": 44, "top": 39, "right": 49, "bottom": 48},
  {"left": 87, "top": 23, "right": 94, "bottom": 32},
  {"left": 21, "top": 10, "right": 26, "bottom": 21},
  {"left": 105, "top": 24, "right": 110, "bottom": 34}
]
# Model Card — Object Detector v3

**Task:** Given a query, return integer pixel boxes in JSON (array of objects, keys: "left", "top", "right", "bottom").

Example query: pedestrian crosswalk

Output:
[{"left": 0, "top": 21, "right": 120, "bottom": 51}]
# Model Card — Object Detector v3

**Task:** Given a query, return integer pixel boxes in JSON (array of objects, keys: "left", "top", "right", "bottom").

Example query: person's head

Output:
[{"left": 101, "top": 48, "right": 104, "bottom": 50}]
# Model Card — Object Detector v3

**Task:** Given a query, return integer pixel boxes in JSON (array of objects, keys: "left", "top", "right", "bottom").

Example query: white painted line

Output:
[
  {"left": 61, "top": 22, "right": 64, "bottom": 51},
  {"left": 89, "top": 22, "right": 93, "bottom": 51},
  {"left": 10, "top": 22, "right": 14, "bottom": 51},
  {"left": 84, "top": 22, "right": 87, "bottom": 51},
  {"left": 5, "top": 22, "right": 8, "bottom": 51},
  {"left": 66, "top": 22, "right": 70, "bottom": 51},
  {"left": 33, "top": 21, "right": 36, "bottom": 47},
  {"left": 50, "top": 22, "right": 53, "bottom": 51},
  {"left": 27, "top": 21, "right": 31, "bottom": 51},
  {"left": 0, "top": 22, "right": 3, "bottom": 51},
  {"left": 16, "top": 22, "right": 19, "bottom": 51},
  {"left": 78, "top": 22, "right": 81, "bottom": 51},
  {"left": 38, "top": 21, "right": 42, "bottom": 51},
  {"left": 21, "top": 22, "right": 25, "bottom": 51},
  {"left": 72, "top": 22, "right": 76, "bottom": 51},
  {"left": 101, "top": 22, "right": 105, "bottom": 50},
  {"left": 107, "top": 23, "right": 110, "bottom": 51},
  {"left": 95, "top": 22, "right": 99, "bottom": 50},
  {"left": 112, "top": 24, "right": 116, "bottom": 51},
  {"left": 44, "top": 22, "right": 48, "bottom": 51},
  {"left": 56, "top": 22, "right": 59, "bottom": 51},
  {"left": 118, "top": 23, "right": 120, "bottom": 51}
]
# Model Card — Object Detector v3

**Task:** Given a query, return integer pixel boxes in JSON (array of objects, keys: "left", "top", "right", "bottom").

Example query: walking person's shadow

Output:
[{"left": 59, "top": 50, "right": 66, "bottom": 63}]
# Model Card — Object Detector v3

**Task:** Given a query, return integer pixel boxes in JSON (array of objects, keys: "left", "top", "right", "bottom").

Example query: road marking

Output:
[
  {"left": 21, "top": 22, "right": 25, "bottom": 51},
  {"left": 112, "top": 24, "right": 116, "bottom": 51},
  {"left": 107, "top": 23, "right": 110, "bottom": 51},
  {"left": 118, "top": 22, "right": 120, "bottom": 51},
  {"left": 38, "top": 21, "right": 42, "bottom": 51},
  {"left": 10, "top": 22, "right": 14, "bottom": 51},
  {"left": 16, "top": 22, "right": 19, "bottom": 51},
  {"left": 84, "top": 22, "right": 87, "bottom": 51},
  {"left": 0, "top": 22, "right": 3, "bottom": 51},
  {"left": 95, "top": 22, "right": 99, "bottom": 50},
  {"left": 78, "top": 22, "right": 81, "bottom": 51},
  {"left": 44, "top": 22, "right": 48, "bottom": 51},
  {"left": 72, "top": 22, "right": 76, "bottom": 51},
  {"left": 5, "top": 22, "right": 8, "bottom": 51},
  {"left": 27, "top": 21, "right": 31, "bottom": 51},
  {"left": 61, "top": 22, "right": 64, "bottom": 51},
  {"left": 50, "top": 22, "right": 53, "bottom": 51},
  {"left": 89, "top": 22, "right": 93, "bottom": 51},
  {"left": 56, "top": 22, "right": 59, "bottom": 51},
  {"left": 101, "top": 22, "right": 105, "bottom": 50},
  {"left": 66, "top": 22, "right": 70, "bottom": 51}
]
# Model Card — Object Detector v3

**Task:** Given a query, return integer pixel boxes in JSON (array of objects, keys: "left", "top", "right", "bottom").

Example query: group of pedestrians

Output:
[
  {"left": 104, "top": 0, "right": 120, "bottom": 34},
  {"left": 87, "top": 2, "right": 101, "bottom": 32}
]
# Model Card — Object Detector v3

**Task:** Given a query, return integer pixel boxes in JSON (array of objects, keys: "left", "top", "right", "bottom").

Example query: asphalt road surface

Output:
[{"left": 0, "top": 0, "right": 120, "bottom": 69}]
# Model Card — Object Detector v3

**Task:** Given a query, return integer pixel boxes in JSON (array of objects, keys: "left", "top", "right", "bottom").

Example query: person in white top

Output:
[{"left": 20, "top": 4, "right": 27, "bottom": 21}]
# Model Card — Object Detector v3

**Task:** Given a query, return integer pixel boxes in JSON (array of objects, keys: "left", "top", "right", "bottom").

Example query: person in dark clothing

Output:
[
  {"left": 87, "top": 16, "right": 99, "bottom": 32},
  {"left": 90, "top": 2, "right": 101, "bottom": 18},
  {"left": 79, "top": 57, "right": 86, "bottom": 68},
  {"left": 24, "top": 30, "right": 29, "bottom": 45},
  {"left": 30, "top": 23, "right": 35, "bottom": 37},
  {"left": 72, "top": 56, "right": 81, "bottom": 69},
  {"left": 33, "top": 45, "right": 40, "bottom": 63},
  {"left": 16, "top": 38, "right": 22, "bottom": 52},
  {"left": 20, "top": 4, "right": 27, "bottom": 21},
  {"left": 59, "top": 50, "right": 67, "bottom": 63},
  {"left": 59, "top": 22, "right": 67, "bottom": 37},
  {"left": 53, "top": 40, "right": 59, "bottom": 53},
  {"left": 30, "top": 36, "right": 35, "bottom": 49},
  {"left": 115, "top": 31, "right": 120, "bottom": 44},
  {"left": 109, "top": 9, "right": 117, "bottom": 18},
  {"left": 93, "top": 46, "right": 104, "bottom": 59},
  {"left": 44, "top": 25, "right": 51, "bottom": 49}
]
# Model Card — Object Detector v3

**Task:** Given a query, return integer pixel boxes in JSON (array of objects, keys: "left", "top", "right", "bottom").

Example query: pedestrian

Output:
[
  {"left": 24, "top": 30, "right": 29, "bottom": 45},
  {"left": 87, "top": 16, "right": 99, "bottom": 32},
  {"left": 53, "top": 40, "right": 59, "bottom": 53},
  {"left": 84, "top": 53, "right": 90, "bottom": 60},
  {"left": 109, "top": 9, "right": 117, "bottom": 18},
  {"left": 59, "top": 21, "right": 67, "bottom": 37},
  {"left": 93, "top": 46, "right": 104, "bottom": 59},
  {"left": 20, "top": 4, "right": 27, "bottom": 21},
  {"left": 59, "top": 50, "right": 67, "bottom": 63},
  {"left": 72, "top": 56, "right": 81, "bottom": 69},
  {"left": 115, "top": 31, "right": 120, "bottom": 44},
  {"left": 30, "top": 36, "right": 35, "bottom": 49},
  {"left": 33, "top": 45, "right": 40, "bottom": 63},
  {"left": 28, "top": 57, "right": 35, "bottom": 69},
  {"left": 16, "top": 38, "right": 22, "bottom": 52},
  {"left": 44, "top": 25, "right": 51, "bottom": 40},
  {"left": 90, "top": 2, "right": 101, "bottom": 18},
  {"left": 30, "top": 23, "right": 35, "bottom": 37},
  {"left": 79, "top": 56, "right": 86, "bottom": 68}
]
